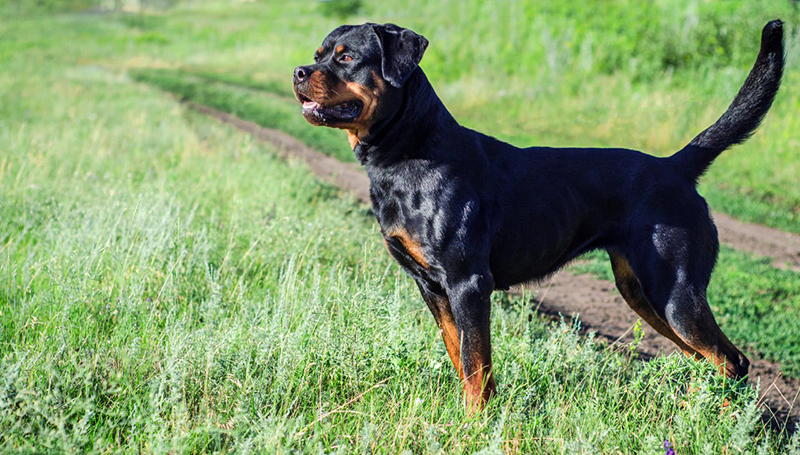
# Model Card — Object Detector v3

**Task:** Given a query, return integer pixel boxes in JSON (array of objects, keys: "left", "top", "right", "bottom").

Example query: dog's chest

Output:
[
  {"left": 369, "top": 168, "right": 447, "bottom": 279},
  {"left": 373, "top": 195, "right": 434, "bottom": 277}
]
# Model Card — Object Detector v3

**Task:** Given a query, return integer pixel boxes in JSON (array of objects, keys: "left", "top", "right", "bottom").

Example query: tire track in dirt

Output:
[{"left": 189, "top": 102, "right": 799, "bottom": 430}]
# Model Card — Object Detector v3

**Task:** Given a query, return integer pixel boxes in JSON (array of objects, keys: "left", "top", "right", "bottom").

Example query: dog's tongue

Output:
[{"left": 303, "top": 100, "right": 319, "bottom": 109}]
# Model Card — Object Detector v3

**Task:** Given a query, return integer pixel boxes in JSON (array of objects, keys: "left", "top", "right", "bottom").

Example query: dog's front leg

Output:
[{"left": 447, "top": 271, "right": 496, "bottom": 411}]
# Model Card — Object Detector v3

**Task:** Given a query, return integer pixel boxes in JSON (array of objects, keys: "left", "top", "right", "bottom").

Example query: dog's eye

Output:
[{"left": 340, "top": 54, "right": 354, "bottom": 62}]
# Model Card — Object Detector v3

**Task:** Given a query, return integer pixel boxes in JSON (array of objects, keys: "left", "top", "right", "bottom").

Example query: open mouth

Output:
[{"left": 298, "top": 94, "right": 362, "bottom": 123}]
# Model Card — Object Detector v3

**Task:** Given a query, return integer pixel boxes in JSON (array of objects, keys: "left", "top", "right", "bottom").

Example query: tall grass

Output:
[
  {"left": 2, "top": 3, "right": 800, "bottom": 452},
  {"left": 0, "top": 66, "right": 793, "bottom": 450}
]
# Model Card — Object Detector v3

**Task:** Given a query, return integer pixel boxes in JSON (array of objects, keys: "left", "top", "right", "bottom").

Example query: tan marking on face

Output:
[
  {"left": 316, "top": 46, "right": 324, "bottom": 55},
  {"left": 344, "top": 82, "right": 377, "bottom": 129},
  {"left": 299, "top": 69, "right": 387, "bottom": 148},
  {"left": 341, "top": 71, "right": 387, "bottom": 142},
  {"left": 336, "top": 44, "right": 345, "bottom": 53},
  {"left": 307, "top": 70, "right": 327, "bottom": 87},
  {"left": 386, "top": 228, "right": 429, "bottom": 269}
]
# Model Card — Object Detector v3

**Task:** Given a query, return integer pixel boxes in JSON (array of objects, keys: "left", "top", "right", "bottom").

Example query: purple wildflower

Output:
[{"left": 664, "top": 439, "right": 675, "bottom": 455}]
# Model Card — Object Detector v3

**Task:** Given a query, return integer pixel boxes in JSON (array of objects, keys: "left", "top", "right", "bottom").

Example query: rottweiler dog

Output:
[{"left": 292, "top": 21, "right": 784, "bottom": 409}]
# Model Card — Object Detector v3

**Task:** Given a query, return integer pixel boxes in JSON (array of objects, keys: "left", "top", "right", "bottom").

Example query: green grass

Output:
[
  {"left": 3, "top": 2, "right": 800, "bottom": 452},
  {"left": 0, "top": 42, "right": 795, "bottom": 451}
]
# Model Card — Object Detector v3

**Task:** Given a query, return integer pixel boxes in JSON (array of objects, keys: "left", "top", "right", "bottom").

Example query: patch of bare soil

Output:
[
  {"left": 714, "top": 212, "right": 800, "bottom": 272},
  {"left": 190, "top": 102, "right": 798, "bottom": 431}
]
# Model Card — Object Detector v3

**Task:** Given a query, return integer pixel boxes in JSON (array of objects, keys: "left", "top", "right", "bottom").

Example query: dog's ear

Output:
[{"left": 371, "top": 23, "right": 428, "bottom": 88}]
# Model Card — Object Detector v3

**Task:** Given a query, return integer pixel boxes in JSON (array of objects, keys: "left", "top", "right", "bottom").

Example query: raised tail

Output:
[{"left": 671, "top": 20, "right": 784, "bottom": 181}]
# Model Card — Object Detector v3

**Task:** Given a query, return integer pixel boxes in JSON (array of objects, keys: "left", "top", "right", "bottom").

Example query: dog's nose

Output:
[{"left": 294, "top": 66, "right": 311, "bottom": 83}]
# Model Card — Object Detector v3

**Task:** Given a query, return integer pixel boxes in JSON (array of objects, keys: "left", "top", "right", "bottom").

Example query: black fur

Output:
[
  {"left": 673, "top": 20, "right": 785, "bottom": 179},
  {"left": 293, "top": 21, "right": 785, "bottom": 407},
  {"left": 372, "top": 23, "right": 429, "bottom": 88}
]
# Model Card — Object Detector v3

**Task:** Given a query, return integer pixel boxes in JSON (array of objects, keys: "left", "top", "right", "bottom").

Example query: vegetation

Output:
[
  {"left": 0, "top": 47, "right": 792, "bottom": 452},
  {"left": 2, "top": 0, "right": 800, "bottom": 452}
]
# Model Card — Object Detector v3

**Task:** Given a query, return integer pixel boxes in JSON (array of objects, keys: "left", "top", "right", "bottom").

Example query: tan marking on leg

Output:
[
  {"left": 386, "top": 229, "right": 429, "bottom": 269},
  {"left": 677, "top": 335, "right": 746, "bottom": 379},
  {"left": 419, "top": 292, "right": 463, "bottom": 380},
  {"left": 462, "top": 341, "right": 496, "bottom": 412},
  {"left": 661, "top": 294, "right": 748, "bottom": 379},
  {"left": 420, "top": 290, "right": 495, "bottom": 411},
  {"left": 438, "top": 302, "right": 464, "bottom": 380},
  {"left": 609, "top": 254, "right": 748, "bottom": 379}
]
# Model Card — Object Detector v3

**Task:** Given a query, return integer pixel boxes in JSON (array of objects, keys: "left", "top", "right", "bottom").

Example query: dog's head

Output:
[{"left": 293, "top": 23, "right": 428, "bottom": 147}]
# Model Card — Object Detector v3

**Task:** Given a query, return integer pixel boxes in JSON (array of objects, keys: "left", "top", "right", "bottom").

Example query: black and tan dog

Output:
[{"left": 292, "top": 21, "right": 784, "bottom": 409}]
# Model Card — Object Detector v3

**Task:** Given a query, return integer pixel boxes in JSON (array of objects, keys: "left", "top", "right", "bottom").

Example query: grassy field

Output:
[{"left": 2, "top": 1, "right": 800, "bottom": 452}]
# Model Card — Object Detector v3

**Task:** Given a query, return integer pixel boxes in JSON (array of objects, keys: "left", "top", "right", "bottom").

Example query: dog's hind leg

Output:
[
  {"left": 608, "top": 252, "right": 698, "bottom": 357},
  {"left": 625, "top": 220, "right": 749, "bottom": 379}
]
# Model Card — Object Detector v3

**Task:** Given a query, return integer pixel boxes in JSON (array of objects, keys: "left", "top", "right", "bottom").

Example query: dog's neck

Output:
[{"left": 354, "top": 68, "right": 457, "bottom": 167}]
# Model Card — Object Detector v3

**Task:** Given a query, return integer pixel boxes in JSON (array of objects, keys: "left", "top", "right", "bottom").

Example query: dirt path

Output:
[
  {"left": 714, "top": 212, "right": 800, "bottom": 272},
  {"left": 189, "top": 102, "right": 799, "bottom": 430}
]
